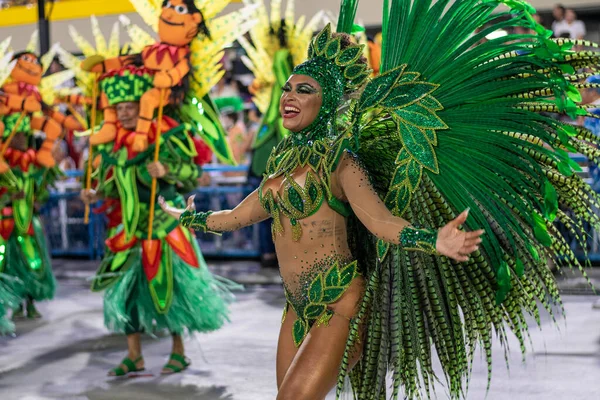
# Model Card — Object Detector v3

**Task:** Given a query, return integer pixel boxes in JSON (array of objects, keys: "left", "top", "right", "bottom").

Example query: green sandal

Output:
[
  {"left": 161, "top": 353, "right": 190, "bottom": 375},
  {"left": 108, "top": 356, "right": 145, "bottom": 377}
]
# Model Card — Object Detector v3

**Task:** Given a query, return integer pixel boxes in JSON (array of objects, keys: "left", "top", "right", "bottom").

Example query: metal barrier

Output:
[{"left": 40, "top": 166, "right": 260, "bottom": 259}]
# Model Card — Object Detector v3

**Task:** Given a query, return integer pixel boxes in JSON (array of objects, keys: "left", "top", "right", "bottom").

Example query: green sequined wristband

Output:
[
  {"left": 400, "top": 226, "right": 438, "bottom": 255},
  {"left": 179, "top": 210, "right": 219, "bottom": 234}
]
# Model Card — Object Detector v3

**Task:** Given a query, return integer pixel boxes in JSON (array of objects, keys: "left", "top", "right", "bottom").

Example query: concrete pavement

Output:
[{"left": 0, "top": 260, "right": 599, "bottom": 399}]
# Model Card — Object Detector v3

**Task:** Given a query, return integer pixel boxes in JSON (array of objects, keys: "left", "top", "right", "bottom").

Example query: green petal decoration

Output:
[
  {"left": 304, "top": 304, "right": 327, "bottom": 319},
  {"left": 326, "top": 36, "right": 342, "bottom": 59},
  {"left": 495, "top": 262, "right": 511, "bottom": 305},
  {"left": 325, "top": 264, "right": 340, "bottom": 286},
  {"left": 292, "top": 319, "right": 308, "bottom": 347},
  {"left": 358, "top": 65, "right": 406, "bottom": 111},
  {"left": 515, "top": 258, "right": 525, "bottom": 278},
  {"left": 532, "top": 212, "right": 552, "bottom": 247},
  {"left": 395, "top": 102, "right": 448, "bottom": 130},
  {"left": 383, "top": 82, "right": 439, "bottom": 110},
  {"left": 13, "top": 178, "right": 34, "bottom": 234},
  {"left": 543, "top": 181, "right": 558, "bottom": 222},
  {"left": 179, "top": 94, "right": 236, "bottom": 165},
  {"left": 377, "top": 239, "right": 390, "bottom": 262},
  {"left": 148, "top": 241, "right": 174, "bottom": 314},
  {"left": 309, "top": 275, "right": 324, "bottom": 303},
  {"left": 398, "top": 120, "right": 439, "bottom": 173},
  {"left": 115, "top": 164, "right": 140, "bottom": 241},
  {"left": 323, "top": 287, "right": 347, "bottom": 302}
]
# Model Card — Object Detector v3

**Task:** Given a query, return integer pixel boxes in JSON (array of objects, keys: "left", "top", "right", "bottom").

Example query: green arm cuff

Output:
[
  {"left": 399, "top": 226, "right": 438, "bottom": 255},
  {"left": 179, "top": 209, "right": 220, "bottom": 235}
]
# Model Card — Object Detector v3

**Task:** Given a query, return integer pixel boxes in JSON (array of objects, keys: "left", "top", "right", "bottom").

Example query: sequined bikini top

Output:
[{"left": 258, "top": 134, "right": 353, "bottom": 241}]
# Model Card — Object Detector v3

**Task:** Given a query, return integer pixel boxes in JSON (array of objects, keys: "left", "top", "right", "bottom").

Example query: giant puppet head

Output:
[
  {"left": 10, "top": 52, "right": 43, "bottom": 86},
  {"left": 158, "top": 0, "right": 210, "bottom": 46}
]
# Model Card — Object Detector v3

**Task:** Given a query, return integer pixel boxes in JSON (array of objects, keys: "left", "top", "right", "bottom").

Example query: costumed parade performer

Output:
[
  {"left": 239, "top": 0, "right": 324, "bottom": 180},
  {"left": 76, "top": 0, "right": 255, "bottom": 376},
  {"left": 0, "top": 37, "right": 24, "bottom": 335},
  {"left": 0, "top": 34, "right": 78, "bottom": 322},
  {"left": 239, "top": 0, "right": 323, "bottom": 266},
  {"left": 160, "top": 0, "right": 600, "bottom": 398}
]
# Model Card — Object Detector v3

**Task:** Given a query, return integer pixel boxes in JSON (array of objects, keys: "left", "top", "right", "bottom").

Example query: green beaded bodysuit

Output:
[{"left": 179, "top": 0, "right": 600, "bottom": 398}]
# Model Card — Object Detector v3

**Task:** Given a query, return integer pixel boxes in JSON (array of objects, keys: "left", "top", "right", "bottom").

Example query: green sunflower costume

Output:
[{"left": 89, "top": 68, "right": 239, "bottom": 336}]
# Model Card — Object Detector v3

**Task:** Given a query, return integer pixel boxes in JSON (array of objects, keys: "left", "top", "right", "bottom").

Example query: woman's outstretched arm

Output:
[
  {"left": 336, "top": 153, "right": 483, "bottom": 262},
  {"left": 159, "top": 189, "right": 269, "bottom": 233}
]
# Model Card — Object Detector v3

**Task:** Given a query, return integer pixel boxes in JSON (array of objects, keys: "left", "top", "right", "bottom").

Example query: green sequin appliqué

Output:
[
  {"left": 258, "top": 134, "right": 353, "bottom": 241},
  {"left": 284, "top": 259, "right": 359, "bottom": 347},
  {"left": 399, "top": 226, "right": 438, "bottom": 254}
]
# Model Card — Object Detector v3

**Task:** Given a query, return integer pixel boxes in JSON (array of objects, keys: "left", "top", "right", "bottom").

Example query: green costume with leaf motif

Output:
[
  {"left": 90, "top": 118, "right": 238, "bottom": 335},
  {"left": 0, "top": 132, "right": 57, "bottom": 328},
  {"left": 89, "top": 66, "right": 238, "bottom": 335},
  {"left": 182, "top": 0, "right": 600, "bottom": 398}
]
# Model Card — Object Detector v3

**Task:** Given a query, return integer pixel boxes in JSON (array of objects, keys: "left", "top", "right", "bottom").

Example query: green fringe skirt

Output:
[
  {"left": 103, "top": 240, "right": 239, "bottom": 335},
  {"left": 0, "top": 273, "right": 24, "bottom": 334},
  {"left": 1, "top": 216, "right": 55, "bottom": 302}
]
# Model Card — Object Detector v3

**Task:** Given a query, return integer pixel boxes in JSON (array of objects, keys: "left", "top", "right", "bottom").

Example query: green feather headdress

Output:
[{"left": 292, "top": 24, "right": 371, "bottom": 142}]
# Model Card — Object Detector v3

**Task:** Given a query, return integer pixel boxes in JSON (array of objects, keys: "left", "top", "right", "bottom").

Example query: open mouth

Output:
[
  {"left": 160, "top": 17, "right": 184, "bottom": 26},
  {"left": 283, "top": 104, "right": 301, "bottom": 118}
]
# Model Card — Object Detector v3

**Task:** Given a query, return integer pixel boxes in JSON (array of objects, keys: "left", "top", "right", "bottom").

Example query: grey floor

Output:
[{"left": 1, "top": 264, "right": 600, "bottom": 400}]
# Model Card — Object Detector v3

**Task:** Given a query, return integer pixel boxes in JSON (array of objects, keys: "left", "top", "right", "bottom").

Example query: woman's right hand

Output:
[
  {"left": 159, "top": 195, "right": 196, "bottom": 220},
  {"left": 80, "top": 189, "right": 100, "bottom": 205}
]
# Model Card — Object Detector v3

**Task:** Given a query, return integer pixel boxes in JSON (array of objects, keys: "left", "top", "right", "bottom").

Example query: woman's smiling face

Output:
[{"left": 279, "top": 74, "right": 322, "bottom": 133}]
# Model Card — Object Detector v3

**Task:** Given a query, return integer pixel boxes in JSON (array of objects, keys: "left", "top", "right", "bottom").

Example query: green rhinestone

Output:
[{"left": 288, "top": 187, "right": 304, "bottom": 213}]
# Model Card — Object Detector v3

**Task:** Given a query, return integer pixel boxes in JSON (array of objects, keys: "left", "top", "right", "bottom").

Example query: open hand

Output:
[
  {"left": 159, "top": 194, "right": 195, "bottom": 220},
  {"left": 436, "top": 209, "right": 484, "bottom": 262}
]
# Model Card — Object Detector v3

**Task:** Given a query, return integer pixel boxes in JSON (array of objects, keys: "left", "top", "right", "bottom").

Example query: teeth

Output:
[{"left": 284, "top": 106, "right": 300, "bottom": 113}]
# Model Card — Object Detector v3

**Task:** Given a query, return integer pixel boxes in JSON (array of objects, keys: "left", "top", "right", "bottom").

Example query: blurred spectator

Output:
[
  {"left": 212, "top": 74, "right": 239, "bottom": 99},
  {"left": 215, "top": 97, "right": 253, "bottom": 172},
  {"left": 245, "top": 105, "right": 261, "bottom": 139},
  {"left": 580, "top": 76, "right": 600, "bottom": 192},
  {"left": 53, "top": 140, "right": 75, "bottom": 170},
  {"left": 532, "top": 14, "right": 543, "bottom": 31},
  {"left": 214, "top": 96, "right": 254, "bottom": 248},
  {"left": 553, "top": 9, "right": 586, "bottom": 40},
  {"left": 52, "top": 140, "right": 76, "bottom": 181},
  {"left": 77, "top": 137, "right": 90, "bottom": 172},
  {"left": 551, "top": 4, "right": 566, "bottom": 33},
  {"left": 0, "top": 0, "right": 34, "bottom": 7}
]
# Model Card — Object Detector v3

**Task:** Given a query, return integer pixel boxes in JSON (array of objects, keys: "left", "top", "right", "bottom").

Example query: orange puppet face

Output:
[
  {"left": 158, "top": 0, "right": 203, "bottom": 46},
  {"left": 11, "top": 53, "right": 42, "bottom": 86}
]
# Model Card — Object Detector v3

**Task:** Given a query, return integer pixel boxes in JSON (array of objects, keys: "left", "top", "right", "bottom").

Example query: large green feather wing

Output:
[{"left": 343, "top": 0, "right": 600, "bottom": 398}]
